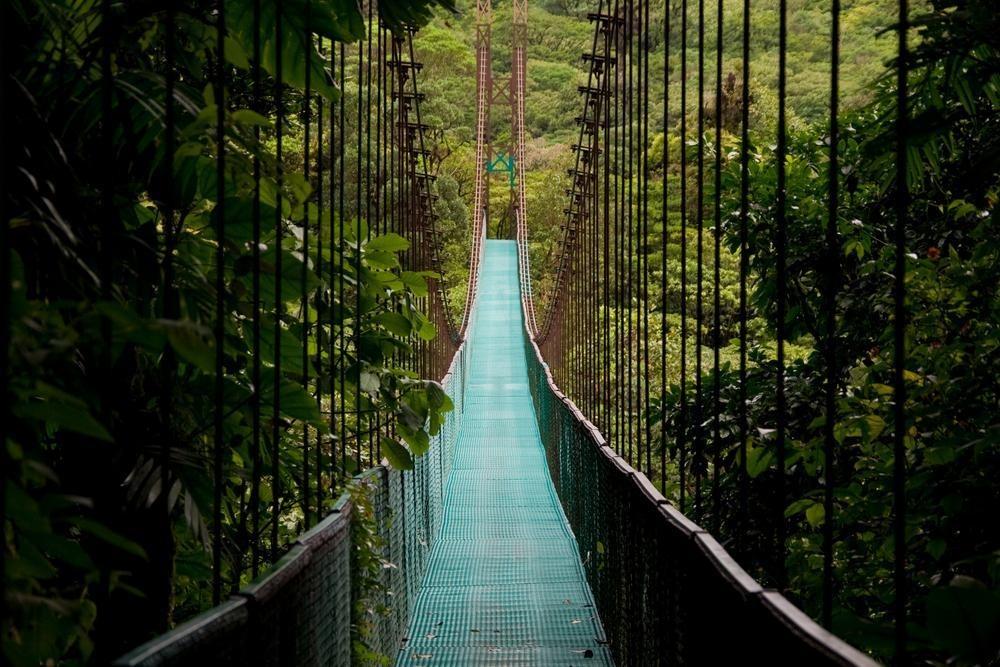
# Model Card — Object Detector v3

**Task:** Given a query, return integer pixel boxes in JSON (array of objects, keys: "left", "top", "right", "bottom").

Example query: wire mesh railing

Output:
[
  {"left": 519, "top": 244, "right": 877, "bottom": 666},
  {"left": 113, "top": 329, "right": 470, "bottom": 665},
  {"left": 527, "top": 0, "right": 1000, "bottom": 663}
]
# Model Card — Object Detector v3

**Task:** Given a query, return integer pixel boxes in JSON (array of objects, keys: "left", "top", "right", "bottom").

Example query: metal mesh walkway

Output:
[{"left": 397, "top": 241, "right": 612, "bottom": 665}]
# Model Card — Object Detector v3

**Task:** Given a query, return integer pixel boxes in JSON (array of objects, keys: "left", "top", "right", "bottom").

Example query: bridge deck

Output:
[{"left": 398, "top": 241, "right": 612, "bottom": 665}]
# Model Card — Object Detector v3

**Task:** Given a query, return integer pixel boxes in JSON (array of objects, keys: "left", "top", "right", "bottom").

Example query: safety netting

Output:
[
  {"left": 114, "top": 336, "right": 467, "bottom": 667},
  {"left": 521, "top": 256, "right": 878, "bottom": 666}
]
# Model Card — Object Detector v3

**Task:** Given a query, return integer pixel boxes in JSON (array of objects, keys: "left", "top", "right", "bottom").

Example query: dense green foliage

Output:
[
  {"left": 413, "top": 0, "right": 999, "bottom": 663},
  {"left": 651, "top": 2, "right": 999, "bottom": 663},
  {"left": 4, "top": 0, "right": 998, "bottom": 663},
  {"left": 414, "top": 0, "right": 908, "bottom": 320},
  {"left": 677, "top": 7, "right": 997, "bottom": 665},
  {"left": 4, "top": 0, "right": 453, "bottom": 663}
]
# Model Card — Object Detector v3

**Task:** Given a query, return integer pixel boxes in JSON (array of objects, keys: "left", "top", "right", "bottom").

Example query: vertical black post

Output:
[
  {"left": 633, "top": 0, "right": 642, "bottom": 471},
  {"left": 364, "top": 2, "right": 374, "bottom": 464},
  {"left": 0, "top": 0, "right": 11, "bottom": 641},
  {"left": 356, "top": 14, "right": 365, "bottom": 471},
  {"left": 660, "top": 0, "right": 670, "bottom": 493},
  {"left": 642, "top": 0, "right": 652, "bottom": 477},
  {"left": 775, "top": 0, "right": 788, "bottom": 590},
  {"left": 329, "top": 39, "right": 340, "bottom": 489},
  {"left": 250, "top": 0, "right": 262, "bottom": 578},
  {"left": 271, "top": 0, "right": 284, "bottom": 563},
  {"left": 822, "top": 0, "right": 841, "bottom": 630},
  {"left": 613, "top": 0, "right": 622, "bottom": 457},
  {"left": 711, "top": 0, "right": 723, "bottom": 534},
  {"left": 316, "top": 37, "right": 325, "bottom": 516},
  {"left": 339, "top": 41, "right": 348, "bottom": 475},
  {"left": 893, "top": 0, "right": 909, "bottom": 661},
  {"left": 678, "top": 0, "right": 688, "bottom": 512},
  {"left": 737, "top": 0, "right": 750, "bottom": 553},
  {"left": 161, "top": 0, "right": 179, "bottom": 610},
  {"left": 302, "top": 1, "right": 313, "bottom": 530},
  {"left": 93, "top": 1, "right": 117, "bottom": 645},
  {"left": 100, "top": 4, "right": 114, "bottom": 405},
  {"left": 374, "top": 23, "right": 383, "bottom": 461},
  {"left": 694, "top": 0, "right": 704, "bottom": 519},
  {"left": 602, "top": 10, "right": 612, "bottom": 463},
  {"left": 213, "top": 0, "right": 227, "bottom": 605},
  {"left": 625, "top": 0, "right": 634, "bottom": 466}
]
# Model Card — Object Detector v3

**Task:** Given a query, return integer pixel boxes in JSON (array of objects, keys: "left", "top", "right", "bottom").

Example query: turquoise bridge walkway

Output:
[{"left": 397, "top": 241, "right": 612, "bottom": 665}]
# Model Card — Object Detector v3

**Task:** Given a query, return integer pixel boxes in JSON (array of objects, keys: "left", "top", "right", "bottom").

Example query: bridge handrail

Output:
[{"left": 515, "top": 242, "right": 879, "bottom": 666}]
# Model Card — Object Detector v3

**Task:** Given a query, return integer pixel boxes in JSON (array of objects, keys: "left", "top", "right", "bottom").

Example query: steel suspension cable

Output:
[
  {"left": 328, "top": 40, "right": 340, "bottom": 485},
  {"left": 660, "top": 0, "right": 670, "bottom": 492},
  {"left": 737, "top": 0, "right": 750, "bottom": 554},
  {"left": 594, "top": 107, "right": 601, "bottom": 425},
  {"left": 355, "top": 24, "right": 364, "bottom": 470},
  {"left": 407, "top": 32, "right": 459, "bottom": 370},
  {"left": 100, "top": 0, "right": 114, "bottom": 424},
  {"left": 775, "top": 0, "right": 788, "bottom": 590},
  {"left": 212, "top": 0, "right": 226, "bottom": 604},
  {"left": 630, "top": 0, "right": 639, "bottom": 469},
  {"left": 302, "top": 0, "right": 313, "bottom": 529},
  {"left": 602, "top": 15, "right": 613, "bottom": 442},
  {"left": 94, "top": 2, "right": 117, "bottom": 645},
  {"left": 823, "top": 0, "right": 841, "bottom": 630},
  {"left": 364, "top": 2, "right": 374, "bottom": 465},
  {"left": 893, "top": 0, "right": 910, "bottom": 659},
  {"left": 0, "top": 0, "right": 9, "bottom": 636},
  {"left": 316, "top": 36, "right": 325, "bottom": 517},
  {"left": 625, "top": 0, "right": 634, "bottom": 466},
  {"left": 271, "top": 0, "right": 284, "bottom": 563},
  {"left": 712, "top": 0, "right": 723, "bottom": 534},
  {"left": 162, "top": 0, "right": 179, "bottom": 607},
  {"left": 591, "top": 109, "right": 598, "bottom": 423},
  {"left": 694, "top": 0, "right": 704, "bottom": 518},
  {"left": 613, "top": 0, "right": 622, "bottom": 456},
  {"left": 642, "top": 0, "right": 651, "bottom": 478},
  {"left": 373, "top": 23, "right": 384, "bottom": 461},
  {"left": 250, "top": 0, "right": 262, "bottom": 578},
  {"left": 542, "top": 1, "right": 607, "bottom": 383},
  {"left": 338, "top": 42, "right": 347, "bottom": 475},
  {"left": 678, "top": 0, "right": 688, "bottom": 512}
]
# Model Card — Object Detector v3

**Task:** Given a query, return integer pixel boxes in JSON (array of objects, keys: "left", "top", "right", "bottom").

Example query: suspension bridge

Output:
[{"left": 3, "top": 0, "right": 950, "bottom": 663}]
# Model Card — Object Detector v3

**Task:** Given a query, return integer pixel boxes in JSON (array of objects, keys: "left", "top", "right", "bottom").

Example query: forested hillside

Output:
[
  {"left": 5, "top": 0, "right": 996, "bottom": 662},
  {"left": 414, "top": 0, "right": 903, "bottom": 318}
]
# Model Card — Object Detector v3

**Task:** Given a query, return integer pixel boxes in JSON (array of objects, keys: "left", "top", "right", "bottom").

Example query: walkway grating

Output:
[{"left": 397, "top": 241, "right": 612, "bottom": 665}]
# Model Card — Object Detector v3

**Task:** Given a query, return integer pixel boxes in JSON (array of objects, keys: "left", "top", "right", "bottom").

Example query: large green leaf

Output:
[
  {"left": 381, "top": 437, "right": 413, "bottom": 471},
  {"left": 162, "top": 319, "right": 216, "bottom": 373},
  {"left": 228, "top": 0, "right": 365, "bottom": 101},
  {"left": 69, "top": 518, "right": 147, "bottom": 560},
  {"left": 400, "top": 271, "right": 429, "bottom": 297},
  {"left": 366, "top": 232, "right": 409, "bottom": 253},
  {"left": 259, "top": 317, "right": 309, "bottom": 375},
  {"left": 258, "top": 245, "right": 322, "bottom": 309},
  {"left": 12, "top": 385, "right": 112, "bottom": 442},
  {"left": 259, "top": 369, "right": 326, "bottom": 428},
  {"left": 377, "top": 311, "right": 412, "bottom": 337},
  {"left": 398, "top": 423, "right": 430, "bottom": 456},
  {"left": 927, "top": 583, "right": 1000, "bottom": 662}
]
